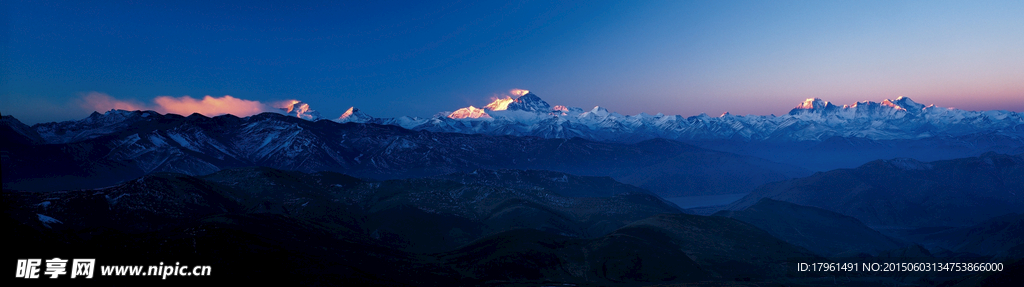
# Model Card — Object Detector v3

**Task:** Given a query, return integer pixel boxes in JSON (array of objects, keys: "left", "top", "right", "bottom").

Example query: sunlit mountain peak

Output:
[
  {"left": 448, "top": 106, "right": 492, "bottom": 119},
  {"left": 279, "top": 100, "right": 321, "bottom": 120},
  {"left": 336, "top": 106, "right": 373, "bottom": 123},
  {"left": 484, "top": 96, "right": 514, "bottom": 111}
]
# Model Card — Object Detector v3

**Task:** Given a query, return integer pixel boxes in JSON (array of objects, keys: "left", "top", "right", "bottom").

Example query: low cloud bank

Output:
[{"left": 82, "top": 92, "right": 278, "bottom": 117}]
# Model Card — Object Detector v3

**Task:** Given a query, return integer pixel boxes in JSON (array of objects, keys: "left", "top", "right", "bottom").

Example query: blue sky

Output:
[{"left": 3, "top": 0, "right": 1023, "bottom": 124}]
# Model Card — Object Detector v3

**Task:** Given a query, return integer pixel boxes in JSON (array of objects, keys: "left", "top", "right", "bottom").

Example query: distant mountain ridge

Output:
[
  {"left": 390, "top": 94, "right": 1024, "bottom": 170},
  {"left": 22, "top": 92, "right": 1024, "bottom": 145},
  {"left": 359, "top": 93, "right": 1021, "bottom": 142},
  {"left": 22, "top": 92, "right": 1023, "bottom": 172}
]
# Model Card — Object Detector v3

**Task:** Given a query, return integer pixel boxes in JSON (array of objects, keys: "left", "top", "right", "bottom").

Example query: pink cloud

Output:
[
  {"left": 153, "top": 95, "right": 270, "bottom": 117},
  {"left": 82, "top": 92, "right": 277, "bottom": 117}
]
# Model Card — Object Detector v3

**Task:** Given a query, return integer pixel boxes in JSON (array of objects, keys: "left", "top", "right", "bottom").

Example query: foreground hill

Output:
[
  {"left": 9, "top": 167, "right": 685, "bottom": 254},
  {"left": 440, "top": 213, "right": 822, "bottom": 284},
  {"left": 884, "top": 213, "right": 1024, "bottom": 258},
  {"left": 728, "top": 153, "right": 1024, "bottom": 228},
  {"left": 11, "top": 166, "right": 1013, "bottom": 285},
  {"left": 6, "top": 167, "right": 834, "bottom": 285},
  {"left": 715, "top": 199, "right": 906, "bottom": 257}
]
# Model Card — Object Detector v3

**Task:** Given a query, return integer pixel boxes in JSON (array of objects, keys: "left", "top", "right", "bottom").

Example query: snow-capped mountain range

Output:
[
  {"left": 254, "top": 91, "right": 1024, "bottom": 143},
  {"left": 5, "top": 91, "right": 1023, "bottom": 192},
  {"left": 15, "top": 90, "right": 1023, "bottom": 174}
]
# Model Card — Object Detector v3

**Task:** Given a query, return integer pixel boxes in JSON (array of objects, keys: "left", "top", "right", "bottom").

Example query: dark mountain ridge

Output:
[{"left": 2, "top": 111, "right": 807, "bottom": 198}]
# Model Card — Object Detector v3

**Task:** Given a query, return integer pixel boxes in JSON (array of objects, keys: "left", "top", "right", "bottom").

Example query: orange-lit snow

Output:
[
  {"left": 795, "top": 98, "right": 822, "bottom": 109},
  {"left": 448, "top": 106, "right": 492, "bottom": 119},
  {"left": 881, "top": 99, "right": 907, "bottom": 111},
  {"left": 339, "top": 107, "right": 357, "bottom": 119},
  {"left": 484, "top": 96, "right": 514, "bottom": 111}
]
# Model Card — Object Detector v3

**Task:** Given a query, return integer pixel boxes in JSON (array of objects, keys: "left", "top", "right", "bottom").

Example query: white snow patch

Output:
[{"left": 37, "top": 214, "right": 63, "bottom": 228}]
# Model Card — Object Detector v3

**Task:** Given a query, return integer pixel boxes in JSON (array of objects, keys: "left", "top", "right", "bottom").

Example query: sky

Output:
[{"left": 2, "top": 0, "right": 1023, "bottom": 124}]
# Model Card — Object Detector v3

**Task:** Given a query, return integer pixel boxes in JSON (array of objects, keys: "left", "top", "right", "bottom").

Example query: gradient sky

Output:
[{"left": 3, "top": 0, "right": 1023, "bottom": 124}]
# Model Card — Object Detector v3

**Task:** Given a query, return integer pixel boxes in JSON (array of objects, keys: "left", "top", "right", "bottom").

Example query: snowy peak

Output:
[
  {"left": 585, "top": 105, "right": 606, "bottom": 116},
  {"left": 551, "top": 105, "right": 584, "bottom": 116},
  {"left": 86, "top": 109, "right": 140, "bottom": 123},
  {"left": 590, "top": 106, "right": 610, "bottom": 114},
  {"left": 788, "top": 98, "right": 838, "bottom": 115},
  {"left": 280, "top": 101, "right": 322, "bottom": 121},
  {"left": 579, "top": 106, "right": 612, "bottom": 119},
  {"left": 447, "top": 90, "right": 556, "bottom": 119},
  {"left": 797, "top": 98, "right": 830, "bottom": 109},
  {"left": 891, "top": 96, "right": 925, "bottom": 112},
  {"left": 336, "top": 107, "right": 373, "bottom": 123},
  {"left": 483, "top": 97, "right": 514, "bottom": 111},
  {"left": 448, "top": 106, "right": 492, "bottom": 119},
  {"left": 879, "top": 99, "right": 907, "bottom": 112},
  {"left": 505, "top": 93, "right": 551, "bottom": 112},
  {"left": 788, "top": 97, "right": 930, "bottom": 117}
]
